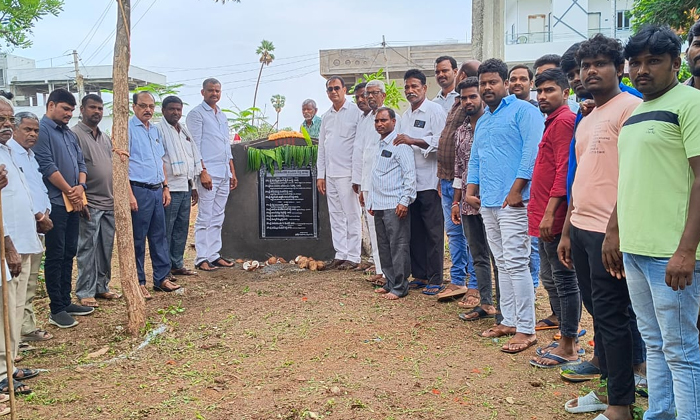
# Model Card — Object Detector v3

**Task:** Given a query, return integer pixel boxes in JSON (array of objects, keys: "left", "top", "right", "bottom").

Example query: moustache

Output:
[{"left": 0, "top": 127, "right": 12, "bottom": 134}]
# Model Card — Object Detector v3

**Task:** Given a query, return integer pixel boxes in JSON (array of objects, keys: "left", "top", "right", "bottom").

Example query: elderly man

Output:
[
  {"left": 158, "top": 96, "right": 209, "bottom": 276},
  {"left": 33, "top": 88, "right": 94, "bottom": 328},
  {"left": 300, "top": 99, "right": 322, "bottom": 139},
  {"left": 0, "top": 97, "right": 42, "bottom": 394},
  {"left": 8, "top": 112, "right": 53, "bottom": 343},
  {"left": 129, "top": 91, "right": 180, "bottom": 297},
  {"left": 72, "top": 94, "right": 120, "bottom": 308},
  {"left": 367, "top": 107, "right": 416, "bottom": 300},
  {"left": 317, "top": 76, "right": 362, "bottom": 270},
  {"left": 186, "top": 78, "right": 237, "bottom": 271},
  {"left": 398, "top": 69, "right": 447, "bottom": 295}
]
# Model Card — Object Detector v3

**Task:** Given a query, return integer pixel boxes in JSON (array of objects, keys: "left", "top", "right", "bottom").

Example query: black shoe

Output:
[
  {"left": 48, "top": 311, "right": 78, "bottom": 329},
  {"left": 65, "top": 303, "right": 95, "bottom": 316}
]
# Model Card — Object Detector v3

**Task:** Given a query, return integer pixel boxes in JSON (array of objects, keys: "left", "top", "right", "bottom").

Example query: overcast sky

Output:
[{"left": 19, "top": 0, "right": 472, "bottom": 129}]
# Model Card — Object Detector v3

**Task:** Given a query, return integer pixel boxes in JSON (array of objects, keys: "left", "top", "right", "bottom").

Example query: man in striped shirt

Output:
[{"left": 367, "top": 107, "right": 416, "bottom": 300}]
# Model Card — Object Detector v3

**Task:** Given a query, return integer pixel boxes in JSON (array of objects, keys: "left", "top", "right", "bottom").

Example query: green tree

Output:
[
  {"left": 631, "top": 0, "right": 698, "bottom": 35},
  {"left": 0, "top": 0, "right": 63, "bottom": 48},
  {"left": 270, "top": 94, "right": 285, "bottom": 129},
  {"left": 252, "top": 39, "right": 275, "bottom": 126},
  {"left": 350, "top": 68, "right": 406, "bottom": 110},
  {"left": 222, "top": 106, "right": 271, "bottom": 141}
]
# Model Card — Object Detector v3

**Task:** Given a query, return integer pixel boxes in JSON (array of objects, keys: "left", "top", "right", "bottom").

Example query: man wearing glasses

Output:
[
  {"left": 128, "top": 92, "right": 179, "bottom": 298},
  {"left": 317, "top": 76, "right": 362, "bottom": 270}
]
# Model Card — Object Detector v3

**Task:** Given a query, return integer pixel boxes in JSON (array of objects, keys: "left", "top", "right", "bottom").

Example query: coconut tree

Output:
[
  {"left": 270, "top": 94, "right": 285, "bottom": 129},
  {"left": 252, "top": 39, "right": 275, "bottom": 126}
]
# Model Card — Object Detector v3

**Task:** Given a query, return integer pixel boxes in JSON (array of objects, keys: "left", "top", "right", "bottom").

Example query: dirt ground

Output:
[{"left": 15, "top": 213, "right": 624, "bottom": 420}]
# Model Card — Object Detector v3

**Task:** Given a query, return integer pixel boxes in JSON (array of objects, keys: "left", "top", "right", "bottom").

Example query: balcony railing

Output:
[{"left": 506, "top": 28, "right": 623, "bottom": 45}]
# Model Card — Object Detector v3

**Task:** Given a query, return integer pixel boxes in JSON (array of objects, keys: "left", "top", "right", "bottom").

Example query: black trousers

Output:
[
  {"left": 570, "top": 225, "right": 635, "bottom": 406},
  {"left": 44, "top": 205, "right": 79, "bottom": 314},
  {"left": 462, "top": 214, "right": 494, "bottom": 305},
  {"left": 409, "top": 190, "right": 444, "bottom": 285}
]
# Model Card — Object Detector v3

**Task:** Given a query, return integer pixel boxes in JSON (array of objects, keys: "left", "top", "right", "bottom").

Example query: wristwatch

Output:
[{"left": 163, "top": 183, "right": 169, "bottom": 189}]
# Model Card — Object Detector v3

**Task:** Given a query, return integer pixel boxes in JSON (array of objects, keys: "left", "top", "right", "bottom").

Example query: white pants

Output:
[
  {"left": 362, "top": 190, "right": 382, "bottom": 275},
  {"left": 326, "top": 176, "right": 361, "bottom": 263},
  {"left": 195, "top": 175, "right": 230, "bottom": 265}
]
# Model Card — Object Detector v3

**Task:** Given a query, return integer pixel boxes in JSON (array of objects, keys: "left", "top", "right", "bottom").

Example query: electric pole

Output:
[
  {"left": 382, "top": 35, "right": 390, "bottom": 83},
  {"left": 72, "top": 50, "right": 85, "bottom": 99}
]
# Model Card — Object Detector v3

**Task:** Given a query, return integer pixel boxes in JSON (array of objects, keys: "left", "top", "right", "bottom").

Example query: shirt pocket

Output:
[{"left": 374, "top": 152, "right": 396, "bottom": 176}]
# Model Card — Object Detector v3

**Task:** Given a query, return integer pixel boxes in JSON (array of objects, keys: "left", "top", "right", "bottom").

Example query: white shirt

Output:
[
  {"left": 398, "top": 99, "right": 447, "bottom": 191},
  {"left": 8, "top": 139, "right": 51, "bottom": 215},
  {"left": 185, "top": 101, "right": 232, "bottom": 179},
  {"left": 434, "top": 90, "right": 459, "bottom": 113},
  {"left": 0, "top": 143, "right": 43, "bottom": 255},
  {"left": 316, "top": 99, "right": 362, "bottom": 179},
  {"left": 350, "top": 111, "right": 378, "bottom": 187},
  {"left": 156, "top": 121, "right": 202, "bottom": 192}
]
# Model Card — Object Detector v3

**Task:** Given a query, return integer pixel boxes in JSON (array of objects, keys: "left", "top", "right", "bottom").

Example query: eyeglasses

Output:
[
  {"left": 326, "top": 86, "right": 343, "bottom": 93},
  {"left": 135, "top": 103, "right": 156, "bottom": 110},
  {"left": 0, "top": 116, "right": 15, "bottom": 124},
  {"left": 364, "top": 90, "right": 383, "bottom": 97}
]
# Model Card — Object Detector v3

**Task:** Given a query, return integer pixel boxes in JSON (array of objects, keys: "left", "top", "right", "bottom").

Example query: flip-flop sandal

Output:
[
  {"left": 170, "top": 268, "right": 198, "bottom": 276},
  {"left": 501, "top": 338, "right": 538, "bottom": 354},
  {"left": 560, "top": 360, "right": 601, "bottom": 382},
  {"left": 0, "top": 379, "right": 32, "bottom": 395},
  {"left": 0, "top": 403, "right": 8, "bottom": 416},
  {"left": 95, "top": 292, "right": 122, "bottom": 299},
  {"left": 79, "top": 298, "right": 99, "bottom": 308},
  {"left": 408, "top": 280, "right": 428, "bottom": 290},
  {"left": 436, "top": 285, "right": 468, "bottom": 301},
  {"left": 211, "top": 257, "right": 234, "bottom": 267},
  {"left": 530, "top": 352, "right": 581, "bottom": 369},
  {"left": 564, "top": 391, "right": 608, "bottom": 414},
  {"left": 554, "top": 328, "right": 587, "bottom": 340},
  {"left": 18, "top": 342, "right": 36, "bottom": 352},
  {"left": 422, "top": 285, "right": 445, "bottom": 295},
  {"left": 481, "top": 326, "right": 515, "bottom": 338},
  {"left": 195, "top": 261, "right": 218, "bottom": 271},
  {"left": 21, "top": 329, "right": 53, "bottom": 342},
  {"left": 458, "top": 307, "right": 495, "bottom": 321},
  {"left": 535, "top": 318, "right": 559, "bottom": 331},
  {"left": 13, "top": 368, "right": 40, "bottom": 380},
  {"left": 0, "top": 394, "right": 8, "bottom": 403},
  {"left": 457, "top": 291, "right": 480, "bottom": 309},
  {"left": 536, "top": 341, "right": 586, "bottom": 356}
]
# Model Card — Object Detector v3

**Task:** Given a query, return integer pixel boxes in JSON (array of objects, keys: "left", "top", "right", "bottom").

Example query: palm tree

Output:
[
  {"left": 252, "top": 39, "right": 275, "bottom": 126},
  {"left": 270, "top": 94, "right": 286, "bottom": 129}
]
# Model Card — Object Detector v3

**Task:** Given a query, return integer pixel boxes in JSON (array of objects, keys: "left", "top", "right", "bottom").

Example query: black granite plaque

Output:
[{"left": 259, "top": 166, "right": 318, "bottom": 239}]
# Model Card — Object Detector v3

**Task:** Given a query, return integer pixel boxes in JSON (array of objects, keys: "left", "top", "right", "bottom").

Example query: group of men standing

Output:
[{"left": 315, "top": 22, "right": 700, "bottom": 420}]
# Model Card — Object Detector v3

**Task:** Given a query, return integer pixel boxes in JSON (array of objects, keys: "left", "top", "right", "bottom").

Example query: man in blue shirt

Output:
[
  {"left": 33, "top": 88, "right": 94, "bottom": 328},
  {"left": 466, "top": 59, "right": 544, "bottom": 353},
  {"left": 128, "top": 92, "right": 180, "bottom": 298}
]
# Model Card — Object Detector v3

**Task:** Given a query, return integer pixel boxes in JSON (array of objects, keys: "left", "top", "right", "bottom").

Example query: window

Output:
[{"left": 617, "top": 10, "right": 631, "bottom": 30}]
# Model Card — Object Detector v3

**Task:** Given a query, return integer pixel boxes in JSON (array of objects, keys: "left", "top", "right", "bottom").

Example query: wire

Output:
[
  {"left": 83, "top": 0, "right": 143, "bottom": 65},
  {"left": 76, "top": 0, "right": 113, "bottom": 54},
  {"left": 387, "top": 45, "right": 428, "bottom": 70},
  {"left": 94, "top": 0, "right": 160, "bottom": 65}
]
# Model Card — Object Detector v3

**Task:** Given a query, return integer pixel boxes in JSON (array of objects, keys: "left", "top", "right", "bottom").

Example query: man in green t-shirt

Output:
[{"left": 607, "top": 25, "right": 700, "bottom": 419}]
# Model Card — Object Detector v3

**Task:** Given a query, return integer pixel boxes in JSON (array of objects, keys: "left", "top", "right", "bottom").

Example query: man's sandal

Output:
[
  {"left": 21, "top": 329, "right": 53, "bottom": 342},
  {"left": 95, "top": 291, "right": 122, "bottom": 299},
  {"left": 211, "top": 257, "right": 234, "bottom": 268},
  {"left": 195, "top": 261, "right": 218, "bottom": 271}
]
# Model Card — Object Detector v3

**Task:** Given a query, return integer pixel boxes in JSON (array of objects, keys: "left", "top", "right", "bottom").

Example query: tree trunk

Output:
[
  {"left": 251, "top": 62, "right": 264, "bottom": 126},
  {"left": 112, "top": 0, "right": 145, "bottom": 336},
  {"left": 275, "top": 111, "right": 279, "bottom": 129}
]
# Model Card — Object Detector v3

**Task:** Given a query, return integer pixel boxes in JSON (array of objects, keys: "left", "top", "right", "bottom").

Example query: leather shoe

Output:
[{"left": 154, "top": 279, "right": 181, "bottom": 292}]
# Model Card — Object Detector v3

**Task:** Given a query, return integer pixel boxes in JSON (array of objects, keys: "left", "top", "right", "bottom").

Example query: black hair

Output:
[
  {"left": 534, "top": 68, "right": 569, "bottom": 91},
  {"left": 534, "top": 54, "right": 561, "bottom": 70},
  {"left": 354, "top": 82, "right": 367, "bottom": 92},
  {"left": 326, "top": 75, "right": 345, "bottom": 88},
  {"left": 457, "top": 76, "right": 479, "bottom": 92},
  {"left": 47, "top": 88, "right": 76, "bottom": 108},
  {"left": 576, "top": 33, "right": 625, "bottom": 67},
  {"left": 435, "top": 55, "right": 458, "bottom": 70},
  {"left": 688, "top": 20, "right": 700, "bottom": 44},
  {"left": 560, "top": 42, "right": 582, "bottom": 73},
  {"left": 202, "top": 78, "right": 220, "bottom": 89},
  {"left": 624, "top": 25, "right": 682, "bottom": 60},
  {"left": 376, "top": 106, "right": 396, "bottom": 120},
  {"left": 81, "top": 94, "right": 103, "bottom": 108},
  {"left": 162, "top": 96, "right": 183, "bottom": 109},
  {"left": 403, "top": 69, "right": 427, "bottom": 85},
  {"left": 132, "top": 91, "right": 154, "bottom": 104},
  {"left": 477, "top": 58, "right": 508, "bottom": 82},
  {"left": 508, "top": 64, "right": 534, "bottom": 81},
  {"left": 0, "top": 90, "right": 13, "bottom": 100}
]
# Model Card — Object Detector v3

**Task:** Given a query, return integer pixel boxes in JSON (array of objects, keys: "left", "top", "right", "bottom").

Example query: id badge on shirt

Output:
[{"left": 414, "top": 120, "right": 426, "bottom": 129}]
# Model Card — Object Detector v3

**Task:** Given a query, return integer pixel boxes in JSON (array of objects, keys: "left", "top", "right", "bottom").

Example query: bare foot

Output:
[
  {"left": 383, "top": 292, "right": 400, "bottom": 300},
  {"left": 374, "top": 288, "right": 388, "bottom": 294},
  {"left": 482, "top": 324, "right": 516, "bottom": 338}
]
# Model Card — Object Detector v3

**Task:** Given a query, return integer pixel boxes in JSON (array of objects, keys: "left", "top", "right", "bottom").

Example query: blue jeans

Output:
[
  {"left": 529, "top": 236, "right": 540, "bottom": 288},
  {"left": 165, "top": 190, "right": 192, "bottom": 270},
  {"left": 624, "top": 253, "right": 700, "bottom": 419},
  {"left": 440, "top": 179, "right": 476, "bottom": 288}
]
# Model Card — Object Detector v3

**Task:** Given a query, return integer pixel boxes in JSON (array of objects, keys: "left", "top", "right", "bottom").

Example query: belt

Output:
[{"left": 130, "top": 181, "right": 162, "bottom": 190}]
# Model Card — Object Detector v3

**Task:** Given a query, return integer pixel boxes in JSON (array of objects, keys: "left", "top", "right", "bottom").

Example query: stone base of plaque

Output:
[{"left": 221, "top": 143, "right": 335, "bottom": 262}]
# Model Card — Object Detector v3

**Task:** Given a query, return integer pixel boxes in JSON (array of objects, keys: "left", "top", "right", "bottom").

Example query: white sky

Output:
[{"left": 19, "top": 0, "right": 472, "bottom": 130}]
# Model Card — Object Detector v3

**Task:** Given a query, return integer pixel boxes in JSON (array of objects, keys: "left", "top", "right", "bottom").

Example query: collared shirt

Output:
[
  {"left": 128, "top": 115, "right": 165, "bottom": 184},
  {"left": 351, "top": 111, "right": 378, "bottom": 186},
  {"left": 367, "top": 130, "right": 416, "bottom": 211},
  {"left": 301, "top": 115, "right": 322, "bottom": 139},
  {"left": 0, "top": 143, "right": 43, "bottom": 255},
  {"left": 467, "top": 94, "right": 544, "bottom": 208},
  {"left": 186, "top": 101, "right": 232, "bottom": 179},
  {"left": 8, "top": 139, "right": 51, "bottom": 215},
  {"left": 33, "top": 115, "right": 87, "bottom": 207},
  {"left": 72, "top": 121, "right": 114, "bottom": 210},
  {"left": 434, "top": 89, "right": 459, "bottom": 113},
  {"left": 453, "top": 118, "right": 479, "bottom": 216},
  {"left": 436, "top": 100, "right": 468, "bottom": 180},
  {"left": 528, "top": 105, "right": 576, "bottom": 237},
  {"left": 685, "top": 77, "right": 696, "bottom": 88},
  {"left": 398, "top": 99, "right": 447, "bottom": 191},
  {"left": 316, "top": 99, "right": 362, "bottom": 179},
  {"left": 157, "top": 120, "right": 202, "bottom": 192}
]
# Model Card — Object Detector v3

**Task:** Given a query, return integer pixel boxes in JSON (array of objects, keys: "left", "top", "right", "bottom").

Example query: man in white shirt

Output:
[
  {"left": 397, "top": 69, "right": 447, "bottom": 295},
  {"left": 8, "top": 111, "right": 54, "bottom": 344},
  {"left": 186, "top": 78, "right": 237, "bottom": 271},
  {"left": 316, "top": 76, "right": 362, "bottom": 270},
  {"left": 433, "top": 56, "right": 459, "bottom": 112},
  {"left": 158, "top": 96, "right": 210, "bottom": 276}
]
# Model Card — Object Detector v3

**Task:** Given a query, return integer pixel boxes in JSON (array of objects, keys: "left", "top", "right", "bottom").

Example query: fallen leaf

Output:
[
  {"left": 166, "top": 360, "right": 176, "bottom": 365},
  {"left": 87, "top": 346, "right": 109, "bottom": 359},
  {"left": 470, "top": 368, "right": 481, "bottom": 374},
  {"left": 553, "top": 391, "right": 562, "bottom": 396},
  {"left": 432, "top": 388, "right": 441, "bottom": 395}
]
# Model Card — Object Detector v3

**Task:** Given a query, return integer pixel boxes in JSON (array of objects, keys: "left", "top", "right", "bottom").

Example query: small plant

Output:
[{"left": 156, "top": 301, "right": 185, "bottom": 323}]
